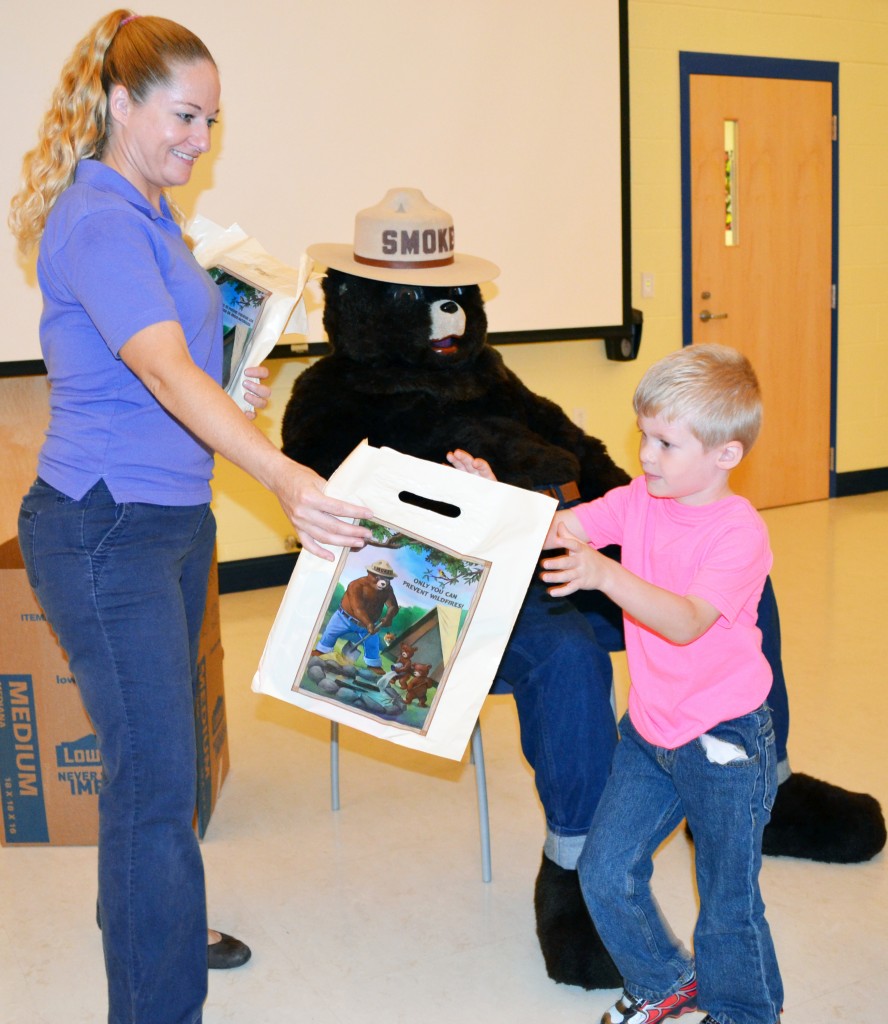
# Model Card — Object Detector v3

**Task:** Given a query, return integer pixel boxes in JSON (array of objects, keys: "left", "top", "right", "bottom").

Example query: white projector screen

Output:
[{"left": 1, "top": 0, "right": 630, "bottom": 373}]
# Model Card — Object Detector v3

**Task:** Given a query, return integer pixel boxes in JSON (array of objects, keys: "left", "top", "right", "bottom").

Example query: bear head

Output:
[{"left": 321, "top": 268, "right": 488, "bottom": 372}]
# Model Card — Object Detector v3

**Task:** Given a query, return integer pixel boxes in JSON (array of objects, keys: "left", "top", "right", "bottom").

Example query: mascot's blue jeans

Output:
[
  {"left": 493, "top": 576, "right": 790, "bottom": 870},
  {"left": 18, "top": 478, "right": 212, "bottom": 1024}
]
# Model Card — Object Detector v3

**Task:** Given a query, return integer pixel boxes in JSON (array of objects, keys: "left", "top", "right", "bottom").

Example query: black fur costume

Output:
[
  {"left": 283, "top": 274, "right": 626, "bottom": 496},
  {"left": 282, "top": 269, "right": 886, "bottom": 988}
]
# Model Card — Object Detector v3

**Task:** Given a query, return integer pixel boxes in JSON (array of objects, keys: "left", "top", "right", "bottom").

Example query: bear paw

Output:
[
  {"left": 533, "top": 853, "right": 621, "bottom": 990},
  {"left": 763, "top": 772, "right": 886, "bottom": 863}
]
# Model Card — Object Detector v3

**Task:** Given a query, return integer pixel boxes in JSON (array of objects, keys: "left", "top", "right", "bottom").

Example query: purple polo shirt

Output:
[{"left": 36, "top": 160, "right": 222, "bottom": 504}]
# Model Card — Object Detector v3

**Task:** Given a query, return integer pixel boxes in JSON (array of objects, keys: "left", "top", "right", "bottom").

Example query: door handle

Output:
[{"left": 699, "top": 309, "right": 728, "bottom": 322}]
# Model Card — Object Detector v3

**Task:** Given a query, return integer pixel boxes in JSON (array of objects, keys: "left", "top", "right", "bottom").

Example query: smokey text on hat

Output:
[{"left": 381, "top": 225, "right": 455, "bottom": 259}]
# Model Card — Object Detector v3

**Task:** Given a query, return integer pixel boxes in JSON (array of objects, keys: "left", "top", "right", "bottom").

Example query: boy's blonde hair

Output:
[
  {"left": 633, "top": 344, "right": 762, "bottom": 452},
  {"left": 8, "top": 11, "right": 215, "bottom": 253}
]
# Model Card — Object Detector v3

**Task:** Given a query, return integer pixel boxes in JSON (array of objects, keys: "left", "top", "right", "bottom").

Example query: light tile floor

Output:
[{"left": 1, "top": 493, "right": 886, "bottom": 1023}]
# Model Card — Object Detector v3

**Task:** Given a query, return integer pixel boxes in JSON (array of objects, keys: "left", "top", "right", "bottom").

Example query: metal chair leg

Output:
[
  {"left": 329, "top": 717, "right": 491, "bottom": 881},
  {"left": 471, "top": 720, "right": 492, "bottom": 882},
  {"left": 330, "top": 720, "right": 340, "bottom": 811}
]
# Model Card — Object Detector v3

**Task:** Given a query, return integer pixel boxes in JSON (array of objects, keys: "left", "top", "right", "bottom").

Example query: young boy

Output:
[{"left": 449, "top": 343, "right": 783, "bottom": 1024}]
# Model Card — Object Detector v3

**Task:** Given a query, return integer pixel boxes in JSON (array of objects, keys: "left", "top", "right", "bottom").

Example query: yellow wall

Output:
[
  {"left": 627, "top": 0, "right": 888, "bottom": 478},
  {"left": 3, "top": 0, "right": 886, "bottom": 561},
  {"left": 210, "top": 0, "right": 888, "bottom": 563}
]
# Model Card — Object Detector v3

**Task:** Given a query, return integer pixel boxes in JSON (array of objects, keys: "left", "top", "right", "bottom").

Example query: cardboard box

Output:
[
  {"left": 0, "top": 539, "right": 228, "bottom": 845},
  {"left": 194, "top": 553, "right": 230, "bottom": 839}
]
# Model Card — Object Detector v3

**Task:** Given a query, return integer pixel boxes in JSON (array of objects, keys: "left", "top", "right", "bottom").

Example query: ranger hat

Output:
[
  {"left": 367, "top": 559, "right": 397, "bottom": 579},
  {"left": 307, "top": 188, "right": 500, "bottom": 287}
]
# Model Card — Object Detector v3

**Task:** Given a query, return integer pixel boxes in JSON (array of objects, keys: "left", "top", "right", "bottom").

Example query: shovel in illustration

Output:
[{"left": 341, "top": 630, "right": 370, "bottom": 664}]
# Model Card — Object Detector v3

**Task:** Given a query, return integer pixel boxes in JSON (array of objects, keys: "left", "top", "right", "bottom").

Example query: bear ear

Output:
[{"left": 323, "top": 268, "right": 352, "bottom": 297}]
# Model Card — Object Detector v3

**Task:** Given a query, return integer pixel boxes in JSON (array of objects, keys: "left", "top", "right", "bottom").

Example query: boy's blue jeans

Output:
[
  {"left": 18, "top": 478, "right": 214, "bottom": 1024},
  {"left": 578, "top": 707, "right": 783, "bottom": 1024}
]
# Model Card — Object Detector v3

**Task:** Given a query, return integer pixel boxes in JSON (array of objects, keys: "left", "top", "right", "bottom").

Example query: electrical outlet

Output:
[{"left": 641, "top": 272, "right": 655, "bottom": 299}]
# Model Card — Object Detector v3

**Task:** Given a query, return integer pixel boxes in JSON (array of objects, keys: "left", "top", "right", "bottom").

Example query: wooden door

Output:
[{"left": 689, "top": 73, "right": 833, "bottom": 509}]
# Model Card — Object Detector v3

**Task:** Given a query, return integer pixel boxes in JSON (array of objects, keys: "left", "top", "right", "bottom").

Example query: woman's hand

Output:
[
  {"left": 235, "top": 367, "right": 372, "bottom": 559},
  {"left": 272, "top": 459, "right": 372, "bottom": 561},
  {"left": 241, "top": 365, "right": 271, "bottom": 420},
  {"left": 446, "top": 449, "right": 497, "bottom": 480}
]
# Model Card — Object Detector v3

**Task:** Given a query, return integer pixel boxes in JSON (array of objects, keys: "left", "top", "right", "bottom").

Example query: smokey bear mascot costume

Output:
[{"left": 281, "top": 189, "right": 886, "bottom": 990}]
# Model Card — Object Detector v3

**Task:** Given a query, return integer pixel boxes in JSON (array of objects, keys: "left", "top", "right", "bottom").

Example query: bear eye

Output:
[
  {"left": 447, "top": 286, "right": 465, "bottom": 299},
  {"left": 392, "top": 285, "right": 423, "bottom": 302}
]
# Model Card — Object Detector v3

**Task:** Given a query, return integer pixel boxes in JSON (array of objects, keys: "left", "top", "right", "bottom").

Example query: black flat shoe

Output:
[
  {"left": 208, "top": 932, "right": 252, "bottom": 969},
  {"left": 98, "top": 901, "right": 251, "bottom": 969}
]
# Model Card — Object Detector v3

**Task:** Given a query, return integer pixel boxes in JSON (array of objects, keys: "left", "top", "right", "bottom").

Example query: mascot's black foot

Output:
[
  {"left": 763, "top": 772, "right": 886, "bottom": 863},
  {"left": 533, "top": 853, "right": 622, "bottom": 990}
]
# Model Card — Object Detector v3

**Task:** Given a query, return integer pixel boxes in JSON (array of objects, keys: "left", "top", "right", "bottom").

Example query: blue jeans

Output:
[
  {"left": 493, "top": 580, "right": 620, "bottom": 863},
  {"left": 494, "top": 576, "right": 790, "bottom": 869},
  {"left": 578, "top": 708, "right": 783, "bottom": 1024},
  {"left": 18, "top": 478, "right": 214, "bottom": 1024}
]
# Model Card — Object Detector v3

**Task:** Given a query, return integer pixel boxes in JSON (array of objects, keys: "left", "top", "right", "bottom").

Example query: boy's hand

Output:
[
  {"left": 539, "top": 523, "right": 608, "bottom": 596},
  {"left": 446, "top": 449, "right": 497, "bottom": 481},
  {"left": 542, "top": 507, "right": 589, "bottom": 550}
]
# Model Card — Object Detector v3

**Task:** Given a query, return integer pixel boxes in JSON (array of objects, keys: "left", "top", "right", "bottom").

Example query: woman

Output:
[{"left": 8, "top": 11, "right": 370, "bottom": 1023}]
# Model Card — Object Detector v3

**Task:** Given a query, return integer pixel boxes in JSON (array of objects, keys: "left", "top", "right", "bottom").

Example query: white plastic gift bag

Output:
[
  {"left": 252, "top": 441, "right": 557, "bottom": 760},
  {"left": 189, "top": 215, "right": 311, "bottom": 412}
]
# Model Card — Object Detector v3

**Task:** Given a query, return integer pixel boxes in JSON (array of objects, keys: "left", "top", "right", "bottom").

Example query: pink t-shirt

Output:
[{"left": 572, "top": 476, "right": 773, "bottom": 749}]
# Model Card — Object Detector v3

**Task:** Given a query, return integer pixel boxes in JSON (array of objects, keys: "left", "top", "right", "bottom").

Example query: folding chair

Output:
[{"left": 329, "top": 717, "right": 492, "bottom": 882}]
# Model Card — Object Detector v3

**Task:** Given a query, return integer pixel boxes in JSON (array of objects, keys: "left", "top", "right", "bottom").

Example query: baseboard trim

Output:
[
  {"left": 218, "top": 552, "right": 297, "bottom": 594},
  {"left": 835, "top": 467, "right": 888, "bottom": 498}
]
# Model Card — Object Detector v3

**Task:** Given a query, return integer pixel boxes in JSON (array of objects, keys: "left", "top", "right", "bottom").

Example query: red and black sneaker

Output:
[{"left": 601, "top": 974, "right": 698, "bottom": 1024}]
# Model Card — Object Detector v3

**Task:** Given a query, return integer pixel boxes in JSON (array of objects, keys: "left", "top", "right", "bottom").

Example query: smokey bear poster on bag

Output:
[{"left": 294, "top": 519, "right": 490, "bottom": 734}]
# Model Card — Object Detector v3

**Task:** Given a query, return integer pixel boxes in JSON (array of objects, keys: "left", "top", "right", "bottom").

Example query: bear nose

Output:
[{"left": 440, "top": 301, "right": 459, "bottom": 314}]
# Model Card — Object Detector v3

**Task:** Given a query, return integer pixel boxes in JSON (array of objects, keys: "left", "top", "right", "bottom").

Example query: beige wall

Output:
[{"left": 3, "top": 0, "right": 887, "bottom": 561}]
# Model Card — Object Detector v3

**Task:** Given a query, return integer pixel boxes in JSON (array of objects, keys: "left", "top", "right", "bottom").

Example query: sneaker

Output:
[{"left": 602, "top": 975, "right": 698, "bottom": 1024}]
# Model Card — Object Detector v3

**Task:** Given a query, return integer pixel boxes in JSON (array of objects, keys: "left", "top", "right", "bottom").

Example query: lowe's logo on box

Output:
[{"left": 56, "top": 734, "right": 103, "bottom": 796}]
